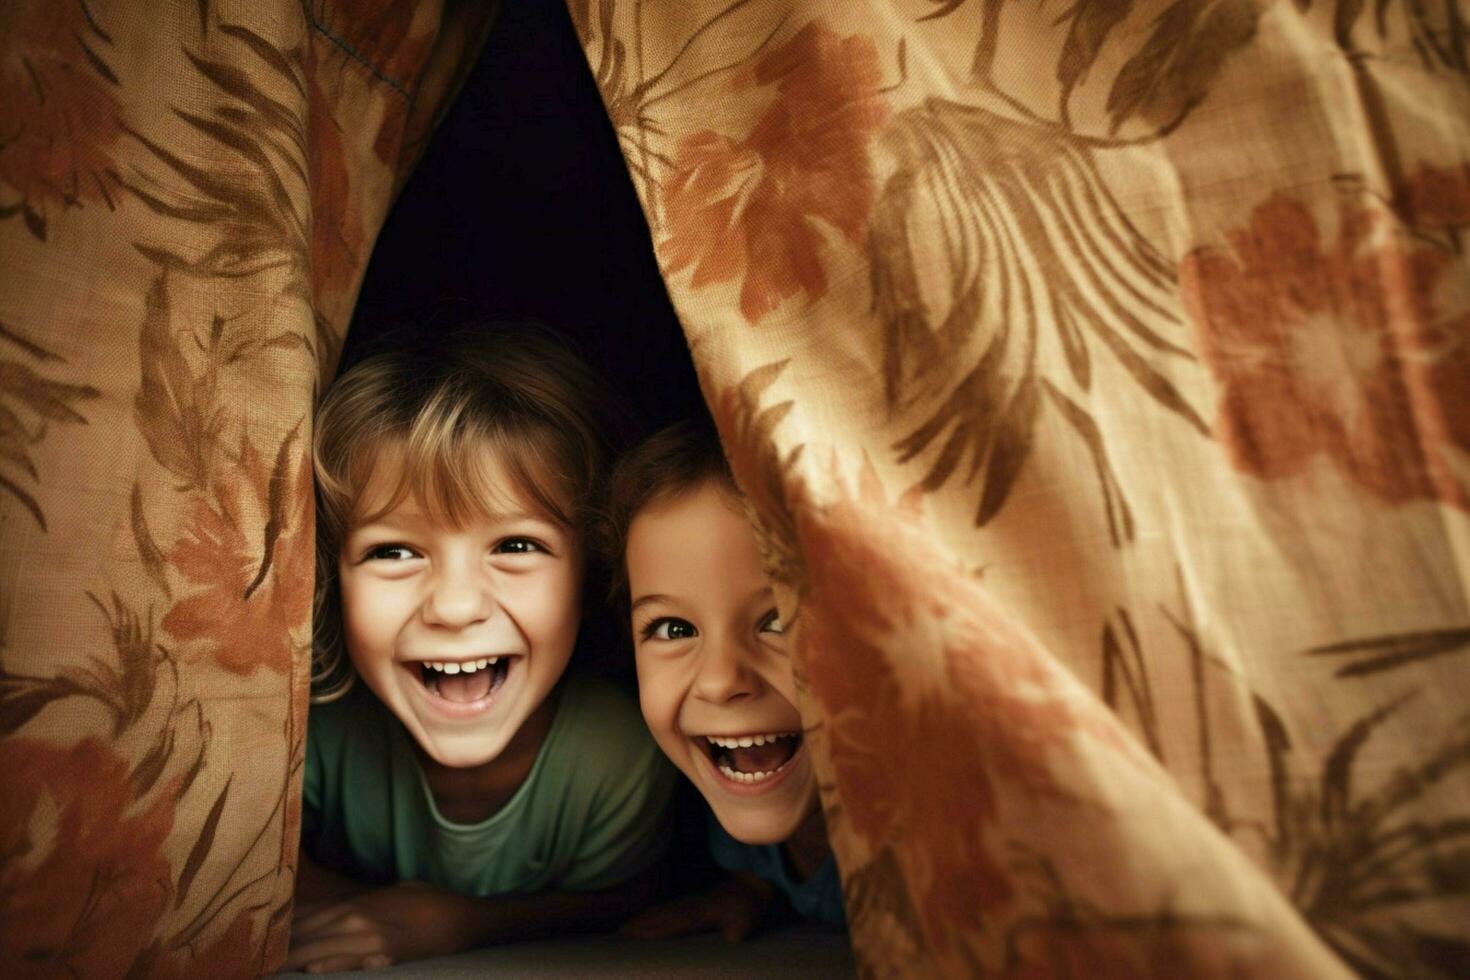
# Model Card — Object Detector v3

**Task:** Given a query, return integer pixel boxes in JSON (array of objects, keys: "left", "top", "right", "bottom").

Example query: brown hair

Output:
[
  {"left": 600, "top": 418, "right": 737, "bottom": 609},
  {"left": 312, "top": 324, "right": 614, "bottom": 701}
]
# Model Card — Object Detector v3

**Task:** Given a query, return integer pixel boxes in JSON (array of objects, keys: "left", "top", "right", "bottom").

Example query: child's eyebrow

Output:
[
  {"left": 629, "top": 594, "right": 673, "bottom": 614},
  {"left": 491, "top": 510, "right": 559, "bottom": 526},
  {"left": 347, "top": 509, "right": 560, "bottom": 533},
  {"left": 345, "top": 515, "right": 415, "bottom": 534}
]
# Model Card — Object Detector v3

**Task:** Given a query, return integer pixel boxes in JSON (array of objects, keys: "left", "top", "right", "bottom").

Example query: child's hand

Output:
[
  {"left": 619, "top": 873, "right": 776, "bottom": 943},
  {"left": 283, "top": 880, "right": 478, "bottom": 973}
]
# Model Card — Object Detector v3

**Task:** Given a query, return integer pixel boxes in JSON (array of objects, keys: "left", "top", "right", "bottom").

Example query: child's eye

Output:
[
  {"left": 364, "top": 543, "right": 419, "bottom": 562},
  {"left": 641, "top": 617, "right": 697, "bottom": 642},
  {"left": 758, "top": 609, "right": 785, "bottom": 635},
  {"left": 494, "top": 537, "right": 545, "bottom": 555}
]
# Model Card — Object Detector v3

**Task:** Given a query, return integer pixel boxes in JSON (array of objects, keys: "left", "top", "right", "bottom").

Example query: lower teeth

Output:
[{"left": 718, "top": 763, "right": 780, "bottom": 784}]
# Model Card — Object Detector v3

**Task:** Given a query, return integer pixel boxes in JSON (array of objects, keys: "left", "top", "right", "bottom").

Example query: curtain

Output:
[
  {"left": 0, "top": 2, "right": 495, "bottom": 975},
  {"left": 571, "top": 1, "right": 1470, "bottom": 975}
]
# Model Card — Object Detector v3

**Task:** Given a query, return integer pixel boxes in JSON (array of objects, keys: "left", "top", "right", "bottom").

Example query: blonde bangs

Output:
[{"left": 342, "top": 387, "right": 576, "bottom": 535}]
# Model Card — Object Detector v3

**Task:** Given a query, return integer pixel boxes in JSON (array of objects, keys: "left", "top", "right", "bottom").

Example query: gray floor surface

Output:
[{"left": 278, "top": 925, "right": 855, "bottom": 978}]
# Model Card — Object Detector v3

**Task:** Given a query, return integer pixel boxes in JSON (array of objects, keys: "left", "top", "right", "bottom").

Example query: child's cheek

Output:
[
  {"left": 635, "top": 654, "right": 691, "bottom": 777},
  {"left": 338, "top": 569, "right": 395, "bottom": 668}
]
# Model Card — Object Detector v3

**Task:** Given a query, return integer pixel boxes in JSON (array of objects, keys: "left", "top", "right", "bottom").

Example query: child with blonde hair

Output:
[{"left": 286, "top": 326, "right": 675, "bottom": 973}]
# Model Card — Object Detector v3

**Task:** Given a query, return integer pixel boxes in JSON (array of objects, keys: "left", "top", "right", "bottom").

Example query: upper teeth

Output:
[
  {"left": 706, "top": 733, "right": 791, "bottom": 749},
  {"left": 423, "top": 657, "right": 498, "bottom": 673}
]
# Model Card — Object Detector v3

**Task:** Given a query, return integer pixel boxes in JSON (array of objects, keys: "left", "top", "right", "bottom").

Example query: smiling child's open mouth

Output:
[
  {"left": 703, "top": 732, "right": 801, "bottom": 784},
  {"left": 418, "top": 657, "right": 511, "bottom": 703}
]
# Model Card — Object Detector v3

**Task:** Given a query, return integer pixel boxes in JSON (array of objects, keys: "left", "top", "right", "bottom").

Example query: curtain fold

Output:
[
  {"left": 0, "top": 2, "right": 494, "bottom": 975},
  {"left": 571, "top": 1, "right": 1470, "bottom": 975},
  {"left": 4, "top": 0, "right": 1467, "bottom": 975}
]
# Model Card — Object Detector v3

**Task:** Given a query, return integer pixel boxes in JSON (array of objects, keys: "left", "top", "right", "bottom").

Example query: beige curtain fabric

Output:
[
  {"left": 0, "top": 1, "right": 494, "bottom": 975},
  {"left": 572, "top": 1, "right": 1470, "bottom": 975}
]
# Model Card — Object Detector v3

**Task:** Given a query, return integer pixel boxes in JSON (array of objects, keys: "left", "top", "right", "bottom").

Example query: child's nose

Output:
[
  {"left": 422, "top": 569, "right": 493, "bottom": 628},
  {"left": 691, "top": 634, "right": 759, "bottom": 704}
]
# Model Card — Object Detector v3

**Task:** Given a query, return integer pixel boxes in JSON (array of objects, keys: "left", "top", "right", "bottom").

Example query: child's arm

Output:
[
  {"left": 619, "top": 871, "right": 779, "bottom": 943},
  {"left": 293, "top": 851, "right": 374, "bottom": 906},
  {"left": 281, "top": 870, "right": 658, "bottom": 973}
]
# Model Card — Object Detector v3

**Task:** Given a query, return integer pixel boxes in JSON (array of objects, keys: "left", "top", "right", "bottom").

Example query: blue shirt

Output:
[{"left": 707, "top": 816, "right": 847, "bottom": 927}]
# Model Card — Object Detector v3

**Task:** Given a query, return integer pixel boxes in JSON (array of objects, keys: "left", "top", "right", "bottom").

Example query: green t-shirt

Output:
[{"left": 303, "top": 673, "right": 676, "bottom": 895}]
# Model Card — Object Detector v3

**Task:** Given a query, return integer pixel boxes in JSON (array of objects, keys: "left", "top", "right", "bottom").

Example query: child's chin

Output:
[
  {"left": 415, "top": 731, "right": 508, "bottom": 769},
  {"left": 710, "top": 802, "right": 808, "bottom": 847}
]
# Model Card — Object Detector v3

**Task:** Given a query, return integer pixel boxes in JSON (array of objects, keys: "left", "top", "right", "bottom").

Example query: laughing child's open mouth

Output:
[
  {"left": 702, "top": 732, "right": 801, "bottom": 784},
  {"left": 417, "top": 657, "right": 512, "bottom": 703}
]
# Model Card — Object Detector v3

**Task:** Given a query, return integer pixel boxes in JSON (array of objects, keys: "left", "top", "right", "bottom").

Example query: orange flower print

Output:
[
  {"left": 0, "top": 738, "right": 175, "bottom": 979},
  {"left": 1399, "top": 161, "right": 1470, "bottom": 233},
  {"left": 162, "top": 434, "right": 312, "bottom": 675},
  {"left": 797, "top": 462, "right": 1131, "bottom": 950},
  {"left": 0, "top": 0, "right": 125, "bottom": 240},
  {"left": 1182, "top": 190, "right": 1470, "bottom": 510},
  {"left": 658, "top": 21, "right": 889, "bottom": 323}
]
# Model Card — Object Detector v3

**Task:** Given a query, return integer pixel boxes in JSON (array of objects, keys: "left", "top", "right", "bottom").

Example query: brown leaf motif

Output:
[
  {"left": 1100, "top": 608, "right": 1163, "bottom": 759},
  {"left": 0, "top": 738, "right": 175, "bottom": 979},
  {"left": 175, "top": 777, "right": 231, "bottom": 908},
  {"left": 1181, "top": 184, "right": 1470, "bottom": 510},
  {"left": 0, "top": 323, "right": 100, "bottom": 529},
  {"left": 139, "top": 908, "right": 258, "bottom": 980},
  {"left": 658, "top": 21, "right": 890, "bottom": 323},
  {"left": 1307, "top": 625, "right": 1470, "bottom": 678},
  {"left": 124, "top": 25, "right": 312, "bottom": 303},
  {"left": 1004, "top": 924, "right": 1246, "bottom": 978},
  {"left": 85, "top": 591, "right": 158, "bottom": 735},
  {"left": 1057, "top": 0, "right": 1132, "bottom": 104},
  {"left": 132, "top": 481, "right": 173, "bottom": 598},
  {"left": 305, "top": 60, "right": 364, "bottom": 323},
  {"left": 872, "top": 100, "right": 1200, "bottom": 532},
  {"left": 133, "top": 272, "right": 313, "bottom": 493},
  {"left": 1104, "top": 0, "right": 1263, "bottom": 136},
  {"left": 1252, "top": 695, "right": 1470, "bottom": 977},
  {"left": 0, "top": 0, "right": 124, "bottom": 240},
  {"left": 133, "top": 275, "right": 222, "bottom": 492},
  {"left": 839, "top": 844, "right": 926, "bottom": 975},
  {"left": 302, "top": 8, "right": 401, "bottom": 374},
  {"left": 1000, "top": 849, "right": 1254, "bottom": 978},
  {"left": 161, "top": 431, "right": 311, "bottom": 675},
  {"left": 1305, "top": 0, "right": 1469, "bottom": 73},
  {"left": 123, "top": 23, "right": 333, "bottom": 376},
  {"left": 924, "top": 0, "right": 1263, "bottom": 139},
  {"left": 708, "top": 360, "right": 807, "bottom": 594},
  {"left": 0, "top": 593, "right": 165, "bottom": 741}
]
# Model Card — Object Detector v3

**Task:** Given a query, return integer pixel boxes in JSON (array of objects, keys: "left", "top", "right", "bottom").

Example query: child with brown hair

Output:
[
  {"left": 285, "top": 326, "right": 675, "bottom": 973},
  {"left": 605, "top": 420, "right": 845, "bottom": 941}
]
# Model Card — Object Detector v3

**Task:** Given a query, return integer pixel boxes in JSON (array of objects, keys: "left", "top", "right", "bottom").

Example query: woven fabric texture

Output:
[
  {"left": 570, "top": 1, "right": 1470, "bottom": 975},
  {"left": 0, "top": 1, "right": 495, "bottom": 974}
]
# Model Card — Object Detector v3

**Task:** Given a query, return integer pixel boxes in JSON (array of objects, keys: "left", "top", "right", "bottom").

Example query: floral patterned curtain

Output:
[
  {"left": 571, "top": 1, "right": 1470, "bottom": 975},
  {"left": 0, "top": 1, "right": 494, "bottom": 975}
]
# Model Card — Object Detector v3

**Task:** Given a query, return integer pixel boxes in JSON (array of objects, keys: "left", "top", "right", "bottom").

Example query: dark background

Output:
[
  {"left": 344, "top": 0, "right": 704, "bottom": 436},
  {"left": 344, "top": 0, "right": 709, "bottom": 693}
]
